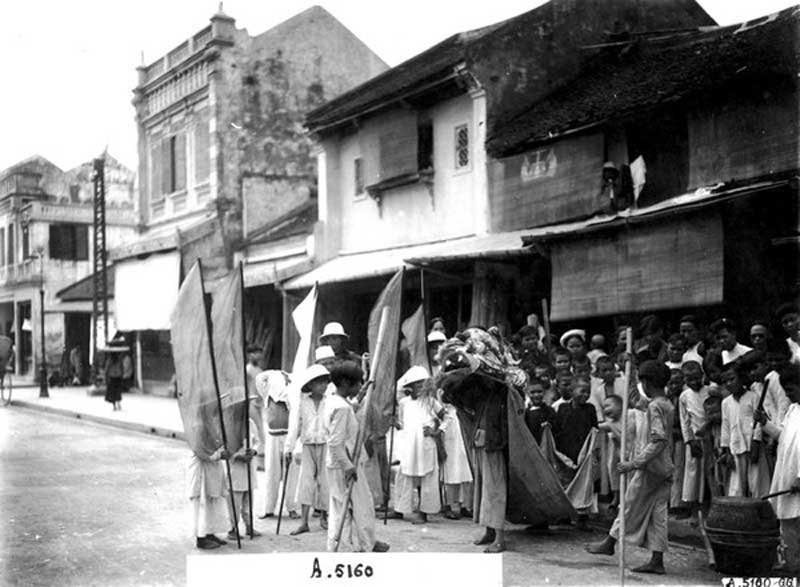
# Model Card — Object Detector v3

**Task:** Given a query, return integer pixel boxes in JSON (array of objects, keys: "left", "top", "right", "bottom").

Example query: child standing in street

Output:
[
  {"left": 679, "top": 361, "right": 708, "bottom": 514},
  {"left": 227, "top": 443, "right": 260, "bottom": 540},
  {"left": 524, "top": 378, "right": 556, "bottom": 445},
  {"left": 394, "top": 366, "right": 444, "bottom": 524},
  {"left": 597, "top": 395, "right": 623, "bottom": 511},
  {"left": 285, "top": 364, "right": 330, "bottom": 535},
  {"left": 588, "top": 361, "right": 675, "bottom": 575}
]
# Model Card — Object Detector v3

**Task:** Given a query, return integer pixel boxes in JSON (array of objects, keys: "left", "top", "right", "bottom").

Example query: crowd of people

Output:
[{"left": 184, "top": 302, "right": 800, "bottom": 575}]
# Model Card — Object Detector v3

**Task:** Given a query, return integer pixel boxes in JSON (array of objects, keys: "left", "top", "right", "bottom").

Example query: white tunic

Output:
[
  {"left": 722, "top": 343, "right": 753, "bottom": 366},
  {"left": 396, "top": 396, "right": 440, "bottom": 477},
  {"left": 679, "top": 386, "right": 709, "bottom": 442},
  {"left": 589, "top": 376, "right": 626, "bottom": 422},
  {"left": 721, "top": 390, "right": 759, "bottom": 455},
  {"left": 788, "top": 338, "right": 800, "bottom": 366},
  {"left": 769, "top": 403, "right": 800, "bottom": 519},
  {"left": 440, "top": 403, "right": 472, "bottom": 484},
  {"left": 764, "top": 370, "right": 791, "bottom": 428}
]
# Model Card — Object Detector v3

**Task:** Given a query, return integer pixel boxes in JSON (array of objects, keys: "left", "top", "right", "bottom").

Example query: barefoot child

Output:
[
  {"left": 679, "top": 361, "right": 708, "bottom": 515},
  {"left": 588, "top": 360, "right": 674, "bottom": 575},
  {"left": 285, "top": 364, "right": 330, "bottom": 535},
  {"left": 597, "top": 395, "right": 623, "bottom": 511}
]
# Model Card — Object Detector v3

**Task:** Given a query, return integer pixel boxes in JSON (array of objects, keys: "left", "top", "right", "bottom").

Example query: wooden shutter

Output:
[
  {"left": 161, "top": 137, "right": 173, "bottom": 195},
  {"left": 194, "top": 118, "right": 210, "bottom": 184},
  {"left": 75, "top": 226, "right": 89, "bottom": 261},
  {"left": 7, "top": 225, "right": 14, "bottom": 265},
  {"left": 174, "top": 133, "right": 187, "bottom": 191},
  {"left": 150, "top": 141, "right": 162, "bottom": 199},
  {"left": 378, "top": 111, "right": 418, "bottom": 180}
]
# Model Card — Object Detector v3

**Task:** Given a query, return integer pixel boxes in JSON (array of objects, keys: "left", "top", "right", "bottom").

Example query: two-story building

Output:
[
  {"left": 0, "top": 154, "right": 136, "bottom": 381},
  {"left": 486, "top": 6, "right": 800, "bottom": 334},
  {"left": 113, "top": 6, "right": 387, "bottom": 392},
  {"left": 284, "top": 0, "right": 715, "bottom": 360}
]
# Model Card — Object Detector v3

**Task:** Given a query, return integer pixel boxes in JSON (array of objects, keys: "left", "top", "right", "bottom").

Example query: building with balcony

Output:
[
  {"left": 112, "top": 6, "right": 388, "bottom": 391},
  {"left": 0, "top": 155, "right": 136, "bottom": 381}
]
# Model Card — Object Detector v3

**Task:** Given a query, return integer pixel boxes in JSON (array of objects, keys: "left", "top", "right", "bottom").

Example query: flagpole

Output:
[
  {"left": 618, "top": 327, "right": 633, "bottom": 584},
  {"left": 238, "top": 262, "right": 254, "bottom": 538},
  {"left": 384, "top": 267, "right": 405, "bottom": 525},
  {"left": 200, "top": 260, "right": 241, "bottom": 550},
  {"left": 333, "top": 307, "right": 389, "bottom": 551}
]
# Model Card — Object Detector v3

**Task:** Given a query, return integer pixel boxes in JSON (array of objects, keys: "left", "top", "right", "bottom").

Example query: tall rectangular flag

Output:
[
  {"left": 170, "top": 262, "right": 222, "bottom": 459},
  {"left": 210, "top": 268, "right": 247, "bottom": 454},
  {"left": 291, "top": 283, "right": 318, "bottom": 376},
  {"left": 401, "top": 304, "right": 427, "bottom": 369},
  {"left": 365, "top": 269, "right": 403, "bottom": 439}
]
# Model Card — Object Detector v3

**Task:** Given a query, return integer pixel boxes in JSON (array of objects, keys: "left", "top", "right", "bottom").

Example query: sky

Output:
[{"left": 0, "top": 0, "right": 795, "bottom": 173}]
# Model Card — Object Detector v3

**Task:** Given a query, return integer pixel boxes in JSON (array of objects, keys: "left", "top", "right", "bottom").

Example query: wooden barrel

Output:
[{"left": 704, "top": 496, "right": 780, "bottom": 575}]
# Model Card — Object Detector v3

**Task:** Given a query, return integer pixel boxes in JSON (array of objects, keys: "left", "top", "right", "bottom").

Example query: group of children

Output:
[{"left": 185, "top": 304, "right": 800, "bottom": 572}]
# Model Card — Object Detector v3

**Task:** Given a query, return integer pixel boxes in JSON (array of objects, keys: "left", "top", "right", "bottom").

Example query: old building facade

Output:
[
  {"left": 115, "top": 6, "right": 387, "bottom": 391},
  {"left": 0, "top": 155, "right": 136, "bottom": 380}
]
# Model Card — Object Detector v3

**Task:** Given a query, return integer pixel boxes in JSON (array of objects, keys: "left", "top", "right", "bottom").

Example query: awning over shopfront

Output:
[
  {"left": 114, "top": 250, "right": 180, "bottom": 331},
  {"left": 244, "top": 255, "right": 313, "bottom": 288},
  {"left": 283, "top": 230, "right": 533, "bottom": 290},
  {"left": 549, "top": 212, "right": 724, "bottom": 321}
]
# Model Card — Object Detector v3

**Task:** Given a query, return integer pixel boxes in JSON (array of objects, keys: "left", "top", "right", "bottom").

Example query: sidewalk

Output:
[{"left": 10, "top": 385, "right": 184, "bottom": 441}]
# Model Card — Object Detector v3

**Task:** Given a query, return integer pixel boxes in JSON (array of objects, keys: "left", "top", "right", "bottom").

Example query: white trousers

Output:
[
  {"left": 191, "top": 497, "right": 230, "bottom": 538},
  {"left": 394, "top": 462, "right": 441, "bottom": 515},
  {"left": 326, "top": 466, "right": 376, "bottom": 552},
  {"left": 263, "top": 432, "right": 300, "bottom": 515}
]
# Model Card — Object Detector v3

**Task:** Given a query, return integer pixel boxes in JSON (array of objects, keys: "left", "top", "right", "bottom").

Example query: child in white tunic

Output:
[
  {"left": 679, "top": 361, "right": 709, "bottom": 509},
  {"left": 394, "top": 367, "right": 444, "bottom": 524},
  {"left": 227, "top": 445, "right": 259, "bottom": 539},
  {"left": 440, "top": 392, "right": 473, "bottom": 519}
]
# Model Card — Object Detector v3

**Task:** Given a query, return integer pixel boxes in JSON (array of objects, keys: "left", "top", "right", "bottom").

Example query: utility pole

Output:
[
  {"left": 91, "top": 156, "right": 108, "bottom": 380},
  {"left": 38, "top": 252, "right": 48, "bottom": 398}
]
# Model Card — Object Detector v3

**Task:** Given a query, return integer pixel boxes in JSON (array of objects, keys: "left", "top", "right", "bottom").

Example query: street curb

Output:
[{"left": 10, "top": 399, "right": 186, "bottom": 442}]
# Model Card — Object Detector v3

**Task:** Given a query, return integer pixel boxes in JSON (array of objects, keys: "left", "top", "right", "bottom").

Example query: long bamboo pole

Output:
[
  {"left": 238, "top": 262, "right": 254, "bottom": 538},
  {"left": 332, "top": 307, "right": 390, "bottom": 551},
  {"left": 618, "top": 327, "right": 633, "bottom": 584},
  {"left": 199, "top": 260, "right": 241, "bottom": 549}
]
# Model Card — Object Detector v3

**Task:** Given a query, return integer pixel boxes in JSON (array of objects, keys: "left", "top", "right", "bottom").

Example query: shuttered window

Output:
[
  {"left": 194, "top": 119, "right": 210, "bottom": 184},
  {"left": 7, "top": 225, "right": 14, "bottom": 265}
]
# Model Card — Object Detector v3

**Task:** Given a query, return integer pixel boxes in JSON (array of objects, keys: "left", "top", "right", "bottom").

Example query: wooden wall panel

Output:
[
  {"left": 550, "top": 212, "right": 723, "bottom": 321},
  {"left": 490, "top": 132, "right": 605, "bottom": 231},
  {"left": 689, "top": 87, "right": 798, "bottom": 188}
]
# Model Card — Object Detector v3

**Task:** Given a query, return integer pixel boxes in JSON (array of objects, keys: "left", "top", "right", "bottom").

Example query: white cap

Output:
[
  {"left": 559, "top": 328, "right": 586, "bottom": 348},
  {"left": 315, "top": 345, "right": 335, "bottom": 361},
  {"left": 397, "top": 365, "right": 430, "bottom": 389},
  {"left": 297, "top": 364, "right": 330, "bottom": 391},
  {"left": 319, "top": 322, "right": 348, "bottom": 342},
  {"left": 427, "top": 331, "right": 447, "bottom": 344}
]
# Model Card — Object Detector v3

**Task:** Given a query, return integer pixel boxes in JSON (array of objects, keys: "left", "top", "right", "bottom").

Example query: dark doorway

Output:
[{"left": 64, "top": 313, "right": 91, "bottom": 384}]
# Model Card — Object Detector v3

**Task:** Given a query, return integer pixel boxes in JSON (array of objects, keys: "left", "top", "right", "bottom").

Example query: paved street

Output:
[{"left": 0, "top": 407, "right": 721, "bottom": 586}]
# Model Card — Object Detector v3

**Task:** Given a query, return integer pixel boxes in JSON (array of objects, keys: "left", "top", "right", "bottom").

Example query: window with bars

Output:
[
  {"left": 354, "top": 157, "right": 364, "bottom": 196},
  {"left": 455, "top": 124, "right": 469, "bottom": 170}
]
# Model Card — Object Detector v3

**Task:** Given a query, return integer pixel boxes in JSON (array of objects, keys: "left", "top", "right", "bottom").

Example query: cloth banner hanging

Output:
[
  {"left": 365, "top": 270, "right": 404, "bottom": 440},
  {"left": 211, "top": 268, "right": 247, "bottom": 454},
  {"left": 401, "top": 304, "right": 427, "bottom": 369},
  {"left": 170, "top": 262, "right": 222, "bottom": 459},
  {"left": 564, "top": 428, "right": 601, "bottom": 511},
  {"left": 116, "top": 251, "right": 180, "bottom": 331}
]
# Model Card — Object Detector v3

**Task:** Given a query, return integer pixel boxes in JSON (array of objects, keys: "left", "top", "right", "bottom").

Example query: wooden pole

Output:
[
  {"left": 332, "top": 307, "right": 390, "bottom": 551},
  {"left": 199, "top": 260, "right": 241, "bottom": 550},
  {"left": 238, "top": 262, "right": 254, "bottom": 538},
  {"left": 618, "top": 327, "right": 633, "bottom": 584},
  {"left": 541, "top": 299, "right": 552, "bottom": 356},
  {"left": 276, "top": 457, "right": 290, "bottom": 535},
  {"left": 420, "top": 269, "right": 432, "bottom": 374}
]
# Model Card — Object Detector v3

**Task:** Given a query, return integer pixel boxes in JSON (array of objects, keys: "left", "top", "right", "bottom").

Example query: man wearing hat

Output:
[
  {"left": 286, "top": 364, "right": 331, "bottom": 535},
  {"left": 427, "top": 331, "right": 447, "bottom": 377},
  {"left": 319, "top": 322, "right": 362, "bottom": 366}
]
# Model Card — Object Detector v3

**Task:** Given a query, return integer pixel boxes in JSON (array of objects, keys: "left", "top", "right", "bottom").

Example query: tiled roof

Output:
[{"left": 487, "top": 7, "right": 800, "bottom": 157}]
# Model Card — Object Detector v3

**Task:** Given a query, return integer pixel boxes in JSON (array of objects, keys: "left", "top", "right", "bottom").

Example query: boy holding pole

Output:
[{"left": 588, "top": 359, "right": 675, "bottom": 575}]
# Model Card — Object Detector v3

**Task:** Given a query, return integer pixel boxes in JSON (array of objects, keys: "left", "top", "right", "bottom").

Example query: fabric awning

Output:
[
  {"left": 243, "top": 255, "right": 313, "bottom": 288},
  {"left": 283, "top": 231, "right": 532, "bottom": 290},
  {"left": 114, "top": 251, "right": 180, "bottom": 331},
  {"left": 550, "top": 212, "right": 724, "bottom": 321}
]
